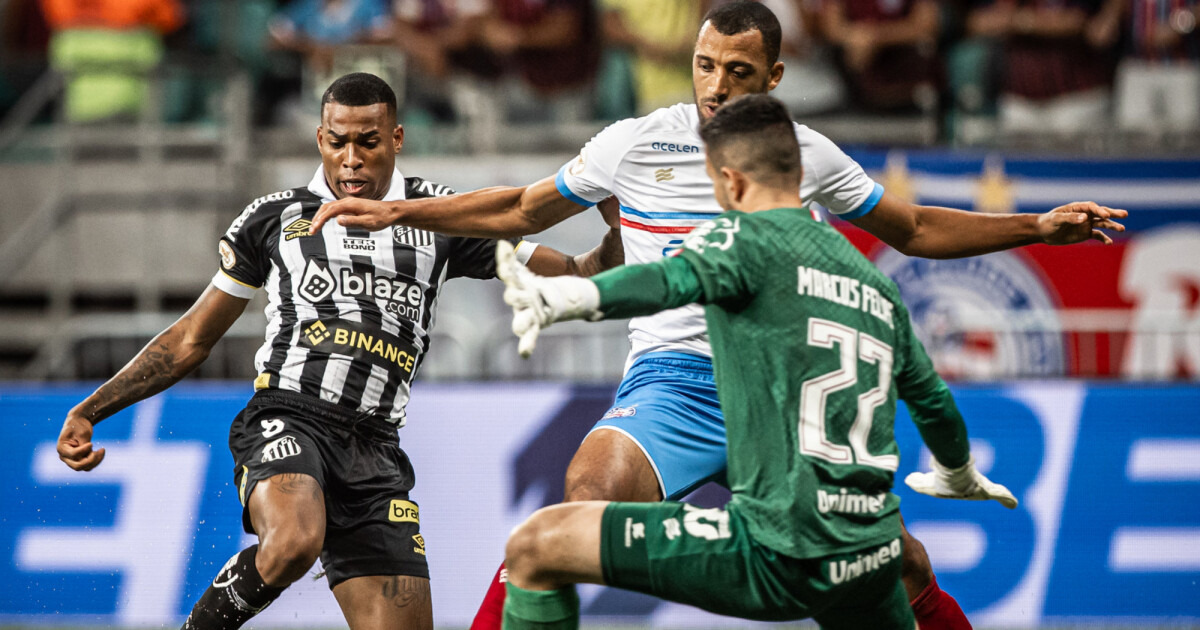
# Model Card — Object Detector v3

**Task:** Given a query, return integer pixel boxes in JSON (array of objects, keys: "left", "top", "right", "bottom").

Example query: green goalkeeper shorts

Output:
[{"left": 600, "top": 501, "right": 914, "bottom": 630}]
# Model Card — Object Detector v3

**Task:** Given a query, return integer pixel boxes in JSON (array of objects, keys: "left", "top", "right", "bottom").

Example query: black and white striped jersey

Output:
[{"left": 212, "top": 167, "right": 510, "bottom": 426}]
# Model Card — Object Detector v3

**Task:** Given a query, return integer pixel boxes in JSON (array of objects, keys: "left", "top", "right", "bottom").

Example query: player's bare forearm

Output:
[
  {"left": 525, "top": 244, "right": 588, "bottom": 277},
  {"left": 402, "top": 177, "right": 585, "bottom": 237},
  {"left": 524, "top": 226, "right": 623, "bottom": 277},
  {"left": 72, "top": 334, "right": 192, "bottom": 424},
  {"left": 856, "top": 204, "right": 1041, "bottom": 258},
  {"left": 851, "top": 193, "right": 1126, "bottom": 258},
  {"left": 574, "top": 227, "right": 624, "bottom": 276},
  {"left": 71, "top": 285, "right": 248, "bottom": 425},
  {"left": 311, "top": 176, "right": 586, "bottom": 238},
  {"left": 395, "top": 186, "right": 535, "bottom": 237}
]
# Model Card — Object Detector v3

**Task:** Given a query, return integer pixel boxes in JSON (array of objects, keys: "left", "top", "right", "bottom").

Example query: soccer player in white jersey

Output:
[{"left": 308, "top": 3, "right": 1126, "bottom": 629}]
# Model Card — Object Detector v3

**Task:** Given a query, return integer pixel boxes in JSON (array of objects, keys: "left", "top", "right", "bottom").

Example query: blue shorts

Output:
[{"left": 590, "top": 351, "right": 726, "bottom": 500}]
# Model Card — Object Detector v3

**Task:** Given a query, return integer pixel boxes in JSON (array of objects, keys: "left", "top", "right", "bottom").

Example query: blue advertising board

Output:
[{"left": 1, "top": 382, "right": 1197, "bottom": 627}]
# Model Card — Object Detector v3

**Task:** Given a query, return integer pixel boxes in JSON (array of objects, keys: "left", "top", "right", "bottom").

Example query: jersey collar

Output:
[{"left": 307, "top": 166, "right": 408, "bottom": 203}]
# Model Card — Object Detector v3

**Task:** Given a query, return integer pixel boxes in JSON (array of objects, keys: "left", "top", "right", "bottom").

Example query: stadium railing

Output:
[{"left": 17, "top": 306, "right": 1197, "bottom": 382}]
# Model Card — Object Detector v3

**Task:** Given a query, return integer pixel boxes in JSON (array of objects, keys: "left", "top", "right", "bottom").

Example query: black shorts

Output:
[{"left": 228, "top": 389, "right": 428, "bottom": 587}]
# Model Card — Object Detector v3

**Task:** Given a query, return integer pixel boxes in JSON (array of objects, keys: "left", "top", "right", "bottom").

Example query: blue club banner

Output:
[
  {"left": 843, "top": 150, "right": 1200, "bottom": 233},
  {"left": 1, "top": 382, "right": 1198, "bottom": 627}
]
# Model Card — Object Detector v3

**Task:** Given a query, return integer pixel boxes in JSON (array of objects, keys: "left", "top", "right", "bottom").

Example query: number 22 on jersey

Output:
[{"left": 799, "top": 317, "right": 899, "bottom": 471}]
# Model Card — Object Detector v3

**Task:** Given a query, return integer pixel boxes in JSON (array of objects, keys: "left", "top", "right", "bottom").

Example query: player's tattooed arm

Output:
[
  {"left": 72, "top": 286, "right": 248, "bottom": 422},
  {"left": 57, "top": 285, "right": 249, "bottom": 471},
  {"left": 76, "top": 340, "right": 180, "bottom": 420}
]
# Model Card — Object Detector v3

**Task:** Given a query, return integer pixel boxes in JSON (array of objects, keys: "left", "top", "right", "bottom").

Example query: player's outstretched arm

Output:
[
  {"left": 309, "top": 176, "right": 589, "bottom": 239},
  {"left": 893, "top": 303, "right": 1018, "bottom": 508},
  {"left": 57, "top": 286, "right": 250, "bottom": 471},
  {"left": 896, "top": 375, "right": 1019, "bottom": 509},
  {"left": 904, "top": 455, "right": 1018, "bottom": 508},
  {"left": 851, "top": 193, "right": 1127, "bottom": 259}
]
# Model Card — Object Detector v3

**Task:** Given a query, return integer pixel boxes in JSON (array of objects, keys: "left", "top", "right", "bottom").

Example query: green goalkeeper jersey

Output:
[{"left": 591, "top": 207, "right": 971, "bottom": 559}]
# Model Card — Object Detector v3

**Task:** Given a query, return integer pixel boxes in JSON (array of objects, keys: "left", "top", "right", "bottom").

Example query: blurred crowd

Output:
[{"left": 1, "top": 0, "right": 1197, "bottom": 140}]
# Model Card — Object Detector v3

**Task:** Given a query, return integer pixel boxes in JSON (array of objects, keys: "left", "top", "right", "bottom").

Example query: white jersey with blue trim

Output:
[{"left": 556, "top": 102, "right": 884, "bottom": 365}]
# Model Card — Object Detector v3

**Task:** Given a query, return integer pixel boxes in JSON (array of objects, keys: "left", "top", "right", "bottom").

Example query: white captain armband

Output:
[
  {"left": 211, "top": 270, "right": 260, "bottom": 299},
  {"left": 513, "top": 240, "right": 539, "bottom": 265}
]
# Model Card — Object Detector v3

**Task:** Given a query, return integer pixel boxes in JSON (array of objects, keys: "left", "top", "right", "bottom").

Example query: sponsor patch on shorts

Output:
[
  {"left": 261, "top": 435, "right": 301, "bottom": 463},
  {"left": 603, "top": 406, "right": 637, "bottom": 419},
  {"left": 828, "top": 538, "right": 901, "bottom": 585},
  {"left": 389, "top": 499, "right": 420, "bottom": 523}
]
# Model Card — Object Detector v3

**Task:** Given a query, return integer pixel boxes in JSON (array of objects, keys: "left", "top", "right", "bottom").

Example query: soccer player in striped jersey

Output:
[
  {"left": 492, "top": 93, "right": 1018, "bottom": 630},
  {"left": 53, "top": 73, "right": 619, "bottom": 630},
  {"left": 307, "top": 4, "right": 1126, "bottom": 629}
]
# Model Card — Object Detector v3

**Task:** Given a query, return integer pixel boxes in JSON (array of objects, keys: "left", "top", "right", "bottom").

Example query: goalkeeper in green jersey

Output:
[{"left": 492, "top": 94, "right": 1017, "bottom": 630}]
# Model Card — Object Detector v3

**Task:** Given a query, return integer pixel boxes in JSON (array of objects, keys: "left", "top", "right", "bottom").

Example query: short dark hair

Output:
[
  {"left": 700, "top": 94, "right": 800, "bottom": 188},
  {"left": 321, "top": 72, "right": 397, "bottom": 119},
  {"left": 700, "top": 1, "right": 782, "bottom": 66}
]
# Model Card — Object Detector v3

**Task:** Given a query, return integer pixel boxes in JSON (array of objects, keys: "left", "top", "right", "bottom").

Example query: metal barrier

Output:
[{"left": 24, "top": 308, "right": 1199, "bottom": 382}]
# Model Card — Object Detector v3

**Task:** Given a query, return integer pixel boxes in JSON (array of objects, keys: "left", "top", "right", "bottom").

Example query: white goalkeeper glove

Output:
[
  {"left": 495, "top": 240, "right": 602, "bottom": 358},
  {"left": 904, "top": 456, "right": 1019, "bottom": 509}
]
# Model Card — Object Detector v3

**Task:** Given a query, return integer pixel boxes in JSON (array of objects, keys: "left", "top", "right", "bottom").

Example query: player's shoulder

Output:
[
  {"left": 791, "top": 122, "right": 861, "bottom": 181},
  {"left": 404, "top": 175, "right": 456, "bottom": 199},
  {"left": 640, "top": 102, "right": 698, "bottom": 131},
  {"left": 632, "top": 103, "right": 704, "bottom": 144},
  {"left": 592, "top": 103, "right": 698, "bottom": 148},
  {"left": 225, "top": 186, "right": 314, "bottom": 240},
  {"left": 791, "top": 122, "right": 844, "bottom": 156}
]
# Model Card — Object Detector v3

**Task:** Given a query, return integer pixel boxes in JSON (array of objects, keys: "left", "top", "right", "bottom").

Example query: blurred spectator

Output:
[
  {"left": 389, "top": 0, "right": 497, "bottom": 123},
  {"left": 967, "top": 0, "right": 1115, "bottom": 136},
  {"left": 1, "top": 0, "right": 51, "bottom": 117},
  {"left": 268, "top": 0, "right": 393, "bottom": 75},
  {"left": 268, "top": 0, "right": 395, "bottom": 125},
  {"left": 391, "top": 0, "right": 490, "bottom": 80},
  {"left": 1090, "top": 0, "right": 1199, "bottom": 135},
  {"left": 599, "top": 0, "right": 702, "bottom": 114},
  {"left": 39, "top": 0, "right": 184, "bottom": 123},
  {"left": 820, "top": 0, "right": 941, "bottom": 112},
  {"left": 2, "top": 1, "right": 51, "bottom": 61},
  {"left": 478, "top": 0, "right": 601, "bottom": 121},
  {"left": 762, "top": 0, "right": 847, "bottom": 115}
]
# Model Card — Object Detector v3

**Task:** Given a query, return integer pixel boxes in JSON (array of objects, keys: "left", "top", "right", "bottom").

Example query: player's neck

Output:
[{"left": 735, "top": 189, "right": 804, "bottom": 214}]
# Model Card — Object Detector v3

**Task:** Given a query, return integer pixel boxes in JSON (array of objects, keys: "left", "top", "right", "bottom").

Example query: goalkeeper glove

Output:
[
  {"left": 495, "top": 240, "right": 602, "bottom": 358},
  {"left": 904, "top": 455, "right": 1019, "bottom": 509}
]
